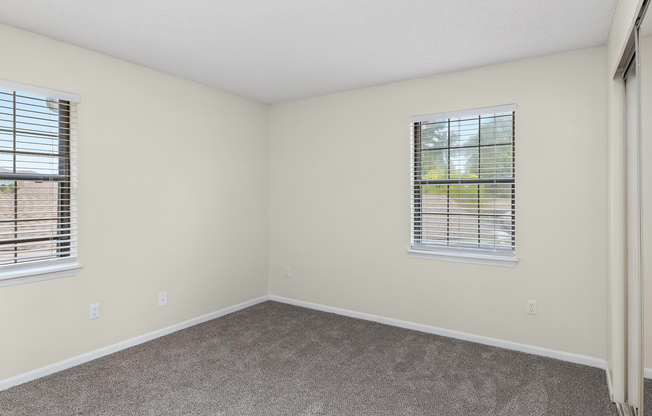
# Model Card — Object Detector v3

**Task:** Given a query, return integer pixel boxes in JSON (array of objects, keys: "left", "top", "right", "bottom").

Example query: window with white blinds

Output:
[
  {"left": 0, "top": 87, "right": 77, "bottom": 269},
  {"left": 410, "top": 105, "right": 515, "bottom": 257}
]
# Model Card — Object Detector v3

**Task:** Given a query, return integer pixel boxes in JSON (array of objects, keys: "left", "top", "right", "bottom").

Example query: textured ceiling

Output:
[{"left": 0, "top": 0, "right": 617, "bottom": 103}]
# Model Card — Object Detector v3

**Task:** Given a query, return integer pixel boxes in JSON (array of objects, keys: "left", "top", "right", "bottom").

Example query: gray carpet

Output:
[
  {"left": 0, "top": 301, "right": 617, "bottom": 415},
  {"left": 646, "top": 380, "right": 652, "bottom": 415}
]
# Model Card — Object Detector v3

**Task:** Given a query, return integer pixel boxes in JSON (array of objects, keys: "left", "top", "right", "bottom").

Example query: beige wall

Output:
[
  {"left": 268, "top": 47, "right": 608, "bottom": 359},
  {"left": 0, "top": 24, "right": 269, "bottom": 381}
]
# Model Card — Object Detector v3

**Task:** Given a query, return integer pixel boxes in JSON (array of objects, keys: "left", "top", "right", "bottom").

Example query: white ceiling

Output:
[{"left": 0, "top": 0, "right": 617, "bottom": 104}]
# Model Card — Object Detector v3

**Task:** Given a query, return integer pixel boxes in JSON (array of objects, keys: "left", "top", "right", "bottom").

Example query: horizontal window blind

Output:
[
  {"left": 410, "top": 106, "right": 515, "bottom": 255},
  {"left": 0, "top": 88, "right": 77, "bottom": 268}
]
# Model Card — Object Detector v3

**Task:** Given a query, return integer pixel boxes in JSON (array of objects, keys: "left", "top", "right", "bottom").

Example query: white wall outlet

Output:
[
  {"left": 527, "top": 299, "right": 537, "bottom": 315},
  {"left": 285, "top": 266, "right": 291, "bottom": 277},
  {"left": 89, "top": 303, "right": 100, "bottom": 320},
  {"left": 159, "top": 292, "right": 167, "bottom": 307}
]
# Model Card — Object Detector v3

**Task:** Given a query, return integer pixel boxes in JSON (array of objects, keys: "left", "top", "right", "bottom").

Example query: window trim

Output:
[
  {"left": 0, "top": 258, "right": 82, "bottom": 287},
  {"left": 0, "top": 79, "right": 80, "bottom": 103},
  {"left": 409, "top": 104, "right": 517, "bottom": 265},
  {"left": 407, "top": 248, "right": 518, "bottom": 267}
]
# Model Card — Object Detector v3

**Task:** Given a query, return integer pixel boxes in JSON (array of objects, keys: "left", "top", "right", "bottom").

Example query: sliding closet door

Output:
[
  {"left": 644, "top": 32, "right": 652, "bottom": 414},
  {"left": 625, "top": 62, "right": 644, "bottom": 411}
]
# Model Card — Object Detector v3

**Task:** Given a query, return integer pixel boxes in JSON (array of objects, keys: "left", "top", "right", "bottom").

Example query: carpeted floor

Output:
[
  {"left": 0, "top": 301, "right": 618, "bottom": 415},
  {"left": 646, "top": 380, "right": 652, "bottom": 415}
]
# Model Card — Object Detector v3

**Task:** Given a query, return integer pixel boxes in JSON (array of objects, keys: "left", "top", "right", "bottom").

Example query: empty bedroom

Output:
[{"left": 0, "top": 0, "right": 650, "bottom": 415}]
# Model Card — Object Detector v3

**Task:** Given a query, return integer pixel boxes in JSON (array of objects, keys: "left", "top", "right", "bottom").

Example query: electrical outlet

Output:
[
  {"left": 527, "top": 299, "right": 537, "bottom": 315},
  {"left": 159, "top": 292, "right": 167, "bottom": 307},
  {"left": 285, "top": 267, "right": 291, "bottom": 277},
  {"left": 89, "top": 303, "right": 100, "bottom": 320}
]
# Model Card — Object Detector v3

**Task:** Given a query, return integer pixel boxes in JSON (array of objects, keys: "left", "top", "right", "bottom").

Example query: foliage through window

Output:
[
  {"left": 0, "top": 88, "right": 76, "bottom": 268},
  {"left": 411, "top": 106, "right": 515, "bottom": 255}
]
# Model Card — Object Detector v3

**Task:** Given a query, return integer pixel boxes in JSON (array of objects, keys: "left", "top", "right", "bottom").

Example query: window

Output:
[
  {"left": 409, "top": 105, "right": 516, "bottom": 266},
  {"left": 0, "top": 80, "right": 80, "bottom": 285}
]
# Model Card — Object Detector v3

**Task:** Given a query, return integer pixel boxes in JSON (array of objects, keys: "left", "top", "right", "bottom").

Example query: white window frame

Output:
[
  {"left": 0, "top": 79, "right": 82, "bottom": 287},
  {"left": 408, "top": 104, "right": 518, "bottom": 267}
]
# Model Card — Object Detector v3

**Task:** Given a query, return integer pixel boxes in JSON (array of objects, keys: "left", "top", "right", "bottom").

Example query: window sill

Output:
[
  {"left": 0, "top": 262, "right": 83, "bottom": 288},
  {"left": 407, "top": 249, "right": 518, "bottom": 268}
]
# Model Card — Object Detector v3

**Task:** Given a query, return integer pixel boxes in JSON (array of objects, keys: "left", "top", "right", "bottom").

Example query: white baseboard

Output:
[
  {"left": 0, "top": 295, "right": 269, "bottom": 392},
  {"left": 0, "top": 294, "right": 616, "bottom": 393},
  {"left": 606, "top": 366, "right": 614, "bottom": 401},
  {"left": 645, "top": 367, "right": 652, "bottom": 379},
  {"left": 268, "top": 295, "right": 607, "bottom": 370}
]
